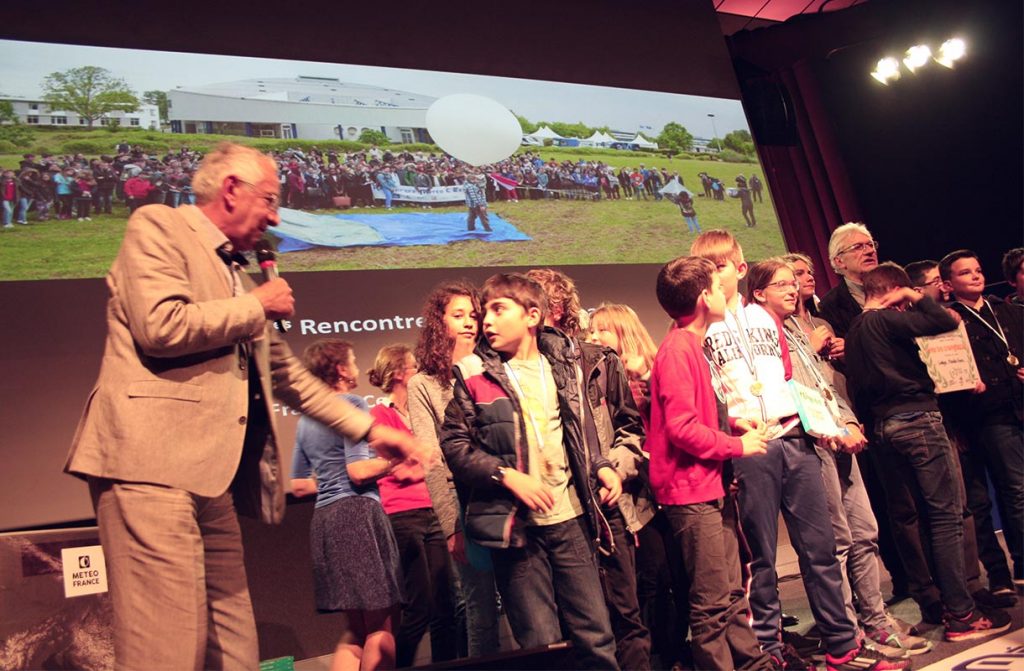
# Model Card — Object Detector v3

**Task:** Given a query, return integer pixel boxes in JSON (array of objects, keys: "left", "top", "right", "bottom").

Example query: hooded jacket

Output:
[{"left": 440, "top": 326, "right": 614, "bottom": 551}]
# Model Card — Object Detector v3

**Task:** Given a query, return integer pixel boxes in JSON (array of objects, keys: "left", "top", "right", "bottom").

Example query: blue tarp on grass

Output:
[{"left": 271, "top": 208, "right": 531, "bottom": 253}]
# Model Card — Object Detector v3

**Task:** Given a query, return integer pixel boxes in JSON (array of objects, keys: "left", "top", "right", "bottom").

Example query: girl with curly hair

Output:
[{"left": 406, "top": 281, "right": 501, "bottom": 658}]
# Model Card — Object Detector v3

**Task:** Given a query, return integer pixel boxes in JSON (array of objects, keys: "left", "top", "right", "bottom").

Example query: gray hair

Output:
[
  {"left": 827, "top": 222, "right": 873, "bottom": 274},
  {"left": 191, "top": 143, "right": 276, "bottom": 205},
  {"left": 782, "top": 252, "right": 814, "bottom": 274}
]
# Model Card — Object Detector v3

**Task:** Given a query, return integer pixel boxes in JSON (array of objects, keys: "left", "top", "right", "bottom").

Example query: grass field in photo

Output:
[{"left": 0, "top": 143, "right": 785, "bottom": 281}]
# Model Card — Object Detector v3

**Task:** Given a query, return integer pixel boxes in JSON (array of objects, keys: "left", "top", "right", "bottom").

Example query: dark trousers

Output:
[
  {"left": 466, "top": 205, "right": 490, "bottom": 231},
  {"left": 856, "top": 451, "right": 911, "bottom": 598},
  {"left": 664, "top": 498, "right": 771, "bottom": 671},
  {"left": 874, "top": 411, "right": 973, "bottom": 615},
  {"left": 733, "top": 432, "right": 856, "bottom": 657},
  {"left": 870, "top": 428, "right": 984, "bottom": 609},
  {"left": 636, "top": 510, "right": 691, "bottom": 668},
  {"left": 961, "top": 412, "right": 1023, "bottom": 583},
  {"left": 599, "top": 508, "right": 651, "bottom": 671},
  {"left": 389, "top": 508, "right": 458, "bottom": 667},
  {"left": 492, "top": 516, "right": 619, "bottom": 670}
]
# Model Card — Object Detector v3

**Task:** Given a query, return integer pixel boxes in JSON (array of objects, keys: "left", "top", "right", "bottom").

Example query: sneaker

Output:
[
  {"left": 973, "top": 588, "right": 1017, "bottom": 609},
  {"left": 944, "top": 607, "right": 1011, "bottom": 642},
  {"left": 780, "top": 642, "right": 817, "bottom": 670},
  {"left": 990, "top": 585, "right": 1016, "bottom": 598},
  {"left": 826, "top": 643, "right": 911, "bottom": 671},
  {"left": 864, "top": 625, "right": 933, "bottom": 656}
]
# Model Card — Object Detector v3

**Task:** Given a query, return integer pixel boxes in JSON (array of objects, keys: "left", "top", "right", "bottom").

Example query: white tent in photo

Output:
[
  {"left": 629, "top": 133, "right": 659, "bottom": 149},
  {"left": 526, "top": 126, "right": 565, "bottom": 141},
  {"left": 582, "top": 130, "right": 616, "bottom": 147}
]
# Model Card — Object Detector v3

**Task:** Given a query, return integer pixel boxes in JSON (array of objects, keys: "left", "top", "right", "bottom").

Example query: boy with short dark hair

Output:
[
  {"left": 441, "top": 273, "right": 622, "bottom": 670},
  {"left": 846, "top": 262, "right": 1012, "bottom": 641},
  {"left": 649, "top": 255, "right": 771, "bottom": 671},
  {"left": 938, "top": 250, "right": 1023, "bottom": 589},
  {"left": 1000, "top": 247, "right": 1024, "bottom": 306},
  {"left": 904, "top": 260, "right": 944, "bottom": 302}
]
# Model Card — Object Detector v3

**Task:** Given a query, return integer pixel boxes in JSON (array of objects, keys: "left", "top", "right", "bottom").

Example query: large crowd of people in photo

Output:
[
  {"left": 282, "top": 223, "right": 1022, "bottom": 671},
  {"left": 2, "top": 142, "right": 765, "bottom": 228},
  {"left": 60, "top": 143, "right": 1021, "bottom": 671}
]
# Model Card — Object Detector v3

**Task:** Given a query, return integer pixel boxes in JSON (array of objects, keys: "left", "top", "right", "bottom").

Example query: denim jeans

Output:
[
  {"left": 961, "top": 414, "right": 1023, "bottom": 583},
  {"left": 1, "top": 200, "right": 12, "bottom": 226},
  {"left": 663, "top": 498, "right": 771, "bottom": 671},
  {"left": 17, "top": 197, "right": 31, "bottom": 223},
  {"left": 875, "top": 411, "right": 974, "bottom": 615},
  {"left": 492, "top": 515, "right": 619, "bottom": 670},
  {"left": 733, "top": 432, "right": 856, "bottom": 657},
  {"left": 93, "top": 191, "right": 113, "bottom": 213},
  {"left": 451, "top": 550, "right": 501, "bottom": 657},
  {"left": 815, "top": 446, "right": 886, "bottom": 630},
  {"left": 388, "top": 508, "right": 457, "bottom": 667},
  {"left": 598, "top": 507, "right": 651, "bottom": 671}
]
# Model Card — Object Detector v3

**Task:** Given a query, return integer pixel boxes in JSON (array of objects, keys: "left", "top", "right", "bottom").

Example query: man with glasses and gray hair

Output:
[
  {"left": 819, "top": 222, "right": 880, "bottom": 338},
  {"left": 65, "top": 142, "right": 426, "bottom": 671}
]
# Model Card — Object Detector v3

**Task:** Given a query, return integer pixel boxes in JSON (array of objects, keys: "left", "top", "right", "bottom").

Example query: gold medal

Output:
[
  {"left": 1008, "top": 353, "right": 1020, "bottom": 367},
  {"left": 750, "top": 381, "right": 764, "bottom": 397}
]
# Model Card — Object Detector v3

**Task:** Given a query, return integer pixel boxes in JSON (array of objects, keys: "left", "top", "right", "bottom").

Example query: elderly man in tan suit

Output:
[{"left": 65, "top": 142, "right": 422, "bottom": 671}]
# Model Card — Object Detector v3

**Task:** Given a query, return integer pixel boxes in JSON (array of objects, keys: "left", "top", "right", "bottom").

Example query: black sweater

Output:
[{"left": 845, "top": 296, "right": 959, "bottom": 421}]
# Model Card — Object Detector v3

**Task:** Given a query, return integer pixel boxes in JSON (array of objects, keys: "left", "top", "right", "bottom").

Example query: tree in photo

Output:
[
  {"left": 722, "top": 129, "right": 755, "bottom": 157},
  {"left": 142, "top": 90, "right": 169, "bottom": 124},
  {"left": 0, "top": 100, "right": 34, "bottom": 148},
  {"left": 657, "top": 122, "right": 694, "bottom": 153},
  {"left": 358, "top": 128, "right": 391, "bottom": 145},
  {"left": 41, "top": 66, "right": 139, "bottom": 128},
  {"left": 516, "top": 114, "right": 539, "bottom": 134}
]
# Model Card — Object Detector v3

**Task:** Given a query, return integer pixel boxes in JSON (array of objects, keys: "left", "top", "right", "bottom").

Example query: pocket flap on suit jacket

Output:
[{"left": 126, "top": 380, "right": 203, "bottom": 402}]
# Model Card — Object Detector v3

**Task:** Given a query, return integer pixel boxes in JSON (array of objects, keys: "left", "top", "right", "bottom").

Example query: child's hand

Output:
[
  {"left": 835, "top": 423, "right": 867, "bottom": 453},
  {"left": 809, "top": 325, "right": 832, "bottom": 354},
  {"left": 596, "top": 466, "right": 623, "bottom": 506},
  {"left": 739, "top": 425, "right": 768, "bottom": 457},
  {"left": 502, "top": 469, "right": 555, "bottom": 512}
]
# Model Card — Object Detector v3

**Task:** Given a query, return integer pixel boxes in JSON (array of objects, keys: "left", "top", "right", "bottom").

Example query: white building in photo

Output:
[
  {"left": 167, "top": 76, "right": 436, "bottom": 143},
  {"left": 0, "top": 96, "right": 160, "bottom": 129}
]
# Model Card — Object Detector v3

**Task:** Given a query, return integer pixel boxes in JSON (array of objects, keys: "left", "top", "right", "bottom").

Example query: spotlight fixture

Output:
[
  {"left": 903, "top": 45, "right": 932, "bottom": 72},
  {"left": 871, "top": 57, "right": 901, "bottom": 85},
  {"left": 935, "top": 38, "right": 966, "bottom": 68}
]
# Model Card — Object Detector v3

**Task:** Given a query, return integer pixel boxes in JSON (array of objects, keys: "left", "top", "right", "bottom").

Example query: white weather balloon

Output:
[{"left": 426, "top": 94, "right": 522, "bottom": 166}]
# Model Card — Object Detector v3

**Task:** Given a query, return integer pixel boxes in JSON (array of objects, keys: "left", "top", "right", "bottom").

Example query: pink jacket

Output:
[{"left": 647, "top": 327, "right": 743, "bottom": 505}]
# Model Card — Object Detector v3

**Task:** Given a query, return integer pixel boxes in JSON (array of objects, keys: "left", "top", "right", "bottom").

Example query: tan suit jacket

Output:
[{"left": 65, "top": 204, "right": 372, "bottom": 524}]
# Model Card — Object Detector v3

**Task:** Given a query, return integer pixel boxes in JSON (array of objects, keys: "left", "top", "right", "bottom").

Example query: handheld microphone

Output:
[{"left": 254, "top": 240, "right": 288, "bottom": 333}]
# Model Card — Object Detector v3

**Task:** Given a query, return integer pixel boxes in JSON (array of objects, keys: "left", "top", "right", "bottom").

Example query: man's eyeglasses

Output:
[
  {"left": 765, "top": 280, "right": 800, "bottom": 291},
  {"left": 236, "top": 178, "right": 280, "bottom": 211},
  {"left": 837, "top": 240, "right": 879, "bottom": 256}
]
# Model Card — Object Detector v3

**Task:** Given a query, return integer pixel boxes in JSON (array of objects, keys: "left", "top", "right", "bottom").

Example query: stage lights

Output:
[
  {"left": 870, "top": 37, "right": 966, "bottom": 84},
  {"left": 935, "top": 38, "right": 966, "bottom": 68},
  {"left": 902, "top": 45, "right": 932, "bottom": 72},
  {"left": 871, "top": 57, "right": 901, "bottom": 84}
]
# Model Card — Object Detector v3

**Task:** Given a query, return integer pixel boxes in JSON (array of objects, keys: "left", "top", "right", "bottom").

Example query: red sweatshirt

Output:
[
  {"left": 370, "top": 404, "right": 433, "bottom": 515},
  {"left": 648, "top": 327, "right": 743, "bottom": 505}
]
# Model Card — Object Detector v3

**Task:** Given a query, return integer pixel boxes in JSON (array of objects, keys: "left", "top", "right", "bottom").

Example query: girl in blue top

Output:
[{"left": 290, "top": 339, "right": 404, "bottom": 671}]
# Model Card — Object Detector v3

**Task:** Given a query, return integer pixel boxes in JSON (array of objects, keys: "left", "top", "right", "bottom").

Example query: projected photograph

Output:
[{"left": 0, "top": 41, "right": 785, "bottom": 280}]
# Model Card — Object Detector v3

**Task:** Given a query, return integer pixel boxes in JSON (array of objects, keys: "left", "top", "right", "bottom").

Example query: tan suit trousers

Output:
[{"left": 90, "top": 479, "right": 259, "bottom": 671}]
